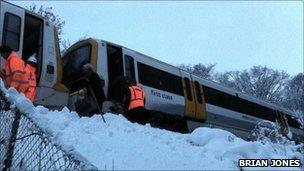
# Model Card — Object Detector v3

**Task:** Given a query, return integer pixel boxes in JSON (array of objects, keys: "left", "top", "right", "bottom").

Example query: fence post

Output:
[{"left": 2, "top": 110, "right": 21, "bottom": 171}]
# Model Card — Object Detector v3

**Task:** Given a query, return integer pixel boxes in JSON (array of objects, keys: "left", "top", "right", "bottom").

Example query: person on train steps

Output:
[
  {"left": 0, "top": 45, "right": 29, "bottom": 94},
  {"left": 25, "top": 54, "right": 38, "bottom": 101}
]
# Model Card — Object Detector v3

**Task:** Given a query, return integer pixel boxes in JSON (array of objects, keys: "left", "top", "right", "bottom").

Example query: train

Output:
[
  {"left": 0, "top": 0, "right": 303, "bottom": 142},
  {"left": 61, "top": 38, "right": 304, "bottom": 142}
]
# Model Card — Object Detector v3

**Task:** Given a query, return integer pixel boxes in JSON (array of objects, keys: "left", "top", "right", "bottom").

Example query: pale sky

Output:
[{"left": 13, "top": 1, "right": 303, "bottom": 76}]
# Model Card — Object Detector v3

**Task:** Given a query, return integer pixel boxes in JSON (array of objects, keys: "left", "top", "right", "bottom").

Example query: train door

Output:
[
  {"left": 106, "top": 44, "right": 123, "bottom": 98},
  {"left": 0, "top": 1, "right": 25, "bottom": 67},
  {"left": 276, "top": 110, "right": 289, "bottom": 135},
  {"left": 191, "top": 76, "right": 206, "bottom": 121},
  {"left": 180, "top": 70, "right": 195, "bottom": 118},
  {"left": 22, "top": 13, "right": 43, "bottom": 82}
]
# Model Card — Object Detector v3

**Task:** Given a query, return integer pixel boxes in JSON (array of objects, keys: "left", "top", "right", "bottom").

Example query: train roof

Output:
[{"left": 68, "top": 38, "right": 296, "bottom": 117}]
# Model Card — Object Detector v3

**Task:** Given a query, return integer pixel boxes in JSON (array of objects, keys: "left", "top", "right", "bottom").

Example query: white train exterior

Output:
[
  {"left": 62, "top": 38, "right": 304, "bottom": 142},
  {"left": 0, "top": 0, "right": 69, "bottom": 108}
]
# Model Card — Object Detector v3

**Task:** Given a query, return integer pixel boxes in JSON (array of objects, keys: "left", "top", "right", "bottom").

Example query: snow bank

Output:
[{"left": 1, "top": 80, "right": 303, "bottom": 170}]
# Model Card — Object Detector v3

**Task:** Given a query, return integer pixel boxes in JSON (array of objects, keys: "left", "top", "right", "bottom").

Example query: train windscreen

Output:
[{"left": 62, "top": 44, "right": 91, "bottom": 87}]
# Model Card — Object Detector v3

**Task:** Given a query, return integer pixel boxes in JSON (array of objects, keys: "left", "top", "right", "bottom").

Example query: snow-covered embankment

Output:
[{"left": 1, "top": 80, "right": 303, "bottom": 170}]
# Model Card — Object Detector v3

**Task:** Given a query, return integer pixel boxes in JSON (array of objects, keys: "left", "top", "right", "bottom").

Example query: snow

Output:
[{"left": 1, "top": 80, "right": 303, "bottom": 170}]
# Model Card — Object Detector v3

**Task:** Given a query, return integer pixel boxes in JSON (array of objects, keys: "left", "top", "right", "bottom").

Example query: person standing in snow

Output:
[
  {"left": 81, "top": 63, "right": 106, "bottom": 116},
  {"left": 0, "top": 45, "right": 29, "bottom": 94},
  {"left": 107, "top": 76, "right": 131, "bottom": 113},
  {"left": 25, "top": 54, "right": 38, "bottom": 101},
  {"left": 123, "top": 79, "right": 149, "bottom": 124}
]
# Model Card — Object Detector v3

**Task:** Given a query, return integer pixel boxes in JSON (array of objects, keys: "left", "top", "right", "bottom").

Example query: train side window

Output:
[
  {"left": 286, "top": 115, "right": 301, "bottom": 129},
  {"left": 124, "top": 55, "right": 135, "bottom": 80},
  {"left": 184, "top": 78, "right": 192, "bottom": 101},
  {"left": 2, "top": 12, "right": 21, "bottom": 51},
  {"left": 202, "top": 86, "right": 220, "bottom": 106},
  {"left": 202, "top": 85, "right": 277, "bottom": 122},
  {"left": 194, "top": 81, "right": 202, "bottom": 103},
  {"left": 138, "top": 62, "right": 183, "bottom": 95}
]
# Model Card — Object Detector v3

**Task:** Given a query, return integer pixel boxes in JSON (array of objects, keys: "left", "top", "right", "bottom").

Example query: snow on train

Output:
[
  {"left": 61, "top": 38, "right": 303, "bottom": 142},
  {"left": 0, "top": 1, "right": 303, "bottom": 142}
]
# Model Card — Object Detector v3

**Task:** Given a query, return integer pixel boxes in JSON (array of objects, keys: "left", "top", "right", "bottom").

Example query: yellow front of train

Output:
[{"left": 61, "top": 38, "right": 102, "bottom": 111}]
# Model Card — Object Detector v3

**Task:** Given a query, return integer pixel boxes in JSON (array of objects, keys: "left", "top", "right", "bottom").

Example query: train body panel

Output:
[
  {"left": 124, "top": 46, "right": 185, "bottom": 116},
  {"left": 142, "top": 85, "right": 185, "bottom": 116},
  {"left": 96, "top": 41, "right": 108, "bottom": 97}
]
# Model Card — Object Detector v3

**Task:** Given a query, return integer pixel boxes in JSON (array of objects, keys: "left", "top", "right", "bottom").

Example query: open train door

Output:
[
  {"left": 0, "top": 1, "right": 25, "bottom": 67},
  {"left": 180, "top": 70, "right": 195, "bottom": 118},
  {"left": 106, "top": 43, "right": 124, "bottom": 100}
]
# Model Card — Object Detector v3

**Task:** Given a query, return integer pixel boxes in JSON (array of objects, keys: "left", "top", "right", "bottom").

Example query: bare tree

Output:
[
  {"left": 215, "top": 65, "right": 290, "bottom": 104},
  {"left": 60, "top": 39, "right": 71, "bottom": 55},
  {"left": 27, "top": 4, "right": 65, "bottom": 43},
  {"left": 178, "top": 63, "right": 216, "bottom": 80},
  {"left": 283, "top": 73, "right": 304, "bottom": 112},
  {"left": 60, "top": 35, "right": 89, "bottom": 55}
]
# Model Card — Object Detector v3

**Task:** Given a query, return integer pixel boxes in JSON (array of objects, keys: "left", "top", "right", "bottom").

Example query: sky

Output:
[{"left": 14, "top": 1, "right": 303, "bottom": 76}]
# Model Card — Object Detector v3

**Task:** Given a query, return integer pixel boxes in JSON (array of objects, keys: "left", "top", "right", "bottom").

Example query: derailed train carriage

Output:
[
  {"left": 61, "top": 38, "right": 304, "bottom": 142},
  {"left": 0, "top": 1, "right": 303, "bottom": 143}
]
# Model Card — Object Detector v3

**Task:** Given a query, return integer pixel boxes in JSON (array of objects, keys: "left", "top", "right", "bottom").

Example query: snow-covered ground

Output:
[{"left": 1, "top": 81, "right": 303, "bottom": 170}]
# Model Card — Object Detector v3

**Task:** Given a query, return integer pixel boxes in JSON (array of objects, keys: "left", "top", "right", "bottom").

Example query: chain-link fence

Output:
[{"left": 0, "top": 90, "right": 97, "bottom": 170}]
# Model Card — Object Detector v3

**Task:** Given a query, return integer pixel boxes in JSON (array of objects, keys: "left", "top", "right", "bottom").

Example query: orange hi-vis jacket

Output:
[
  {"left": 25, "top": 64, "right": 37, "bottom": 101},
  {"left": 2, "top": 52, "right": 28, "bottom": 93},
  {"left": 128, "top": 85, "right": 145, "bottom": 110}
]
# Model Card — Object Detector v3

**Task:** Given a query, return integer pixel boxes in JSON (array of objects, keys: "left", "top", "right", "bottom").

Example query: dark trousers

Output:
[{"left": 124, "top": 107, "right": 149, "bottom": 125}]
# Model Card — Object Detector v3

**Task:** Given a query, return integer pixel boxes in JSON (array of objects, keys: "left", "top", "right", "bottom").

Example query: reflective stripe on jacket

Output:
[
  {"left": 3, "top": 52, "right": 28, "bottom": 93},
  {"left": 25, "top": 64, "right": 37, "bottom": 101},
  {"left": 128, "top": 85, "right": 145, "bottom": 110}
]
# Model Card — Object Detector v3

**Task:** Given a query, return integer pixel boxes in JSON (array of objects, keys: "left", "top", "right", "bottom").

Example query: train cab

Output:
[
  {"left": 0, "top": 0, "right": 68, "bottom": 108},
  {"left": 61, "top": 38, "right": 144, "bottom": 112}
]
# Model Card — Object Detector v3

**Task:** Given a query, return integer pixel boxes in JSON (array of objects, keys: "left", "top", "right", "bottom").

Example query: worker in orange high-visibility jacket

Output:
[
  {"left": 25, "top": 54, "right": 37, "bottom": 101},
  {"left": 0, "top": 45, "right": 28, "bottom": 94},
  {"left": 123, "top": 78, "right": 149, "bottom": 124}
]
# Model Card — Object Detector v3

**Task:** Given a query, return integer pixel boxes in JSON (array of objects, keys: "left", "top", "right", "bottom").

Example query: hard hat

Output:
[{"left": 27, "top": 54, "right": 37, "bottom": 63}]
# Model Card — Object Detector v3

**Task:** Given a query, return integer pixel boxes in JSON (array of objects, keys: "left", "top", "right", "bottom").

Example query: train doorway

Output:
[
  {"left": 22, "top": 13, "right": 43, "bottom": 82},
  {"left": 107, "top": 44, "right": 123, "bottom": 83},
  {"left": 106, "top": 44, "right": 123, "bottom": 99}
]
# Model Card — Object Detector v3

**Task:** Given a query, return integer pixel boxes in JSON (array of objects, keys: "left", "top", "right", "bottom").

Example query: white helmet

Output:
[{"left": 27, "top": 54, "right": 37, "bottom": 63}]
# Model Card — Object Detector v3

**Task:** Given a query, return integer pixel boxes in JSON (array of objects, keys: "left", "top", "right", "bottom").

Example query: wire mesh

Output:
[
  {"left": 0, "top": 110, "right": 14, "bottom": 170},
  {"left": 0, "top": 90, "right": 97, "bottom": 170}
]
